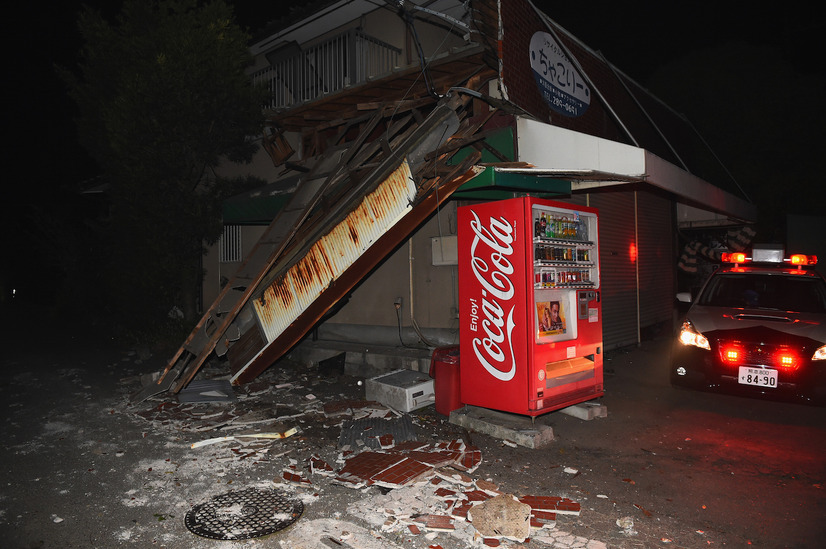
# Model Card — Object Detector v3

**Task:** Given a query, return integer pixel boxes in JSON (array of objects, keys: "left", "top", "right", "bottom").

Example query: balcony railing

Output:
[{"left": 252, "top": 28, "right": 402, "bottom": 111}]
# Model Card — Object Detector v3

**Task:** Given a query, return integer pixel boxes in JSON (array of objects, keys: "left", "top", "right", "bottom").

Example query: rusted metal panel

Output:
[
  {"left": 138, "top": 90, "right": 487, "bottom": 399},
  {"left": 250, "top": 158, "right": 416, "bottom": 346},
  {"left": 231, "top": 156, "right": 484, "bottom": 385}
]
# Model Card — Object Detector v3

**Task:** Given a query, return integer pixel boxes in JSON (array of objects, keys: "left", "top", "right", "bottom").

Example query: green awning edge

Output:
[
  {"left": 453, "top": 166, "right": 572, "bottom": 200},
  {"left": 222, "top": 193, "right": 292, "bottom": 225}
]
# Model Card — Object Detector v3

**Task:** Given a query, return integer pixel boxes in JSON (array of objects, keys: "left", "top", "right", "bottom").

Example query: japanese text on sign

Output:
[{"left": 529, "top": 31, "right": 590, "bottom": 117}]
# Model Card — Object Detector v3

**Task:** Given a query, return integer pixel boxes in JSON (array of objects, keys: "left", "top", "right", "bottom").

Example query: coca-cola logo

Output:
[{"left": 468, "top": 210, "right": 517, "bottom": 381}]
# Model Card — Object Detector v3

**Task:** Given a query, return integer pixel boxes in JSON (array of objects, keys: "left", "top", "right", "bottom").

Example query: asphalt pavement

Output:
[{"left": 1, "top": 328, "right": 824, "bottom": 548}]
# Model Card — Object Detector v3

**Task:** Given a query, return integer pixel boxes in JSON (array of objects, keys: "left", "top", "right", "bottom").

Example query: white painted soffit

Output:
[
  {"left": 250, "top": 0, "right": 467, "bottom": 55},
  {"left": 251, "top": 0, "right": 374, "bottom": 55},
  {"left": 515, "top": 117, "right": 757, "bottom": 223}
]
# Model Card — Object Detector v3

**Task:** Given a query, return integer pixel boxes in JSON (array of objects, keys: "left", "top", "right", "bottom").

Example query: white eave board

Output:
[
  {"left": 517, "top": 118, "right": 646, "bottom": 178},
  {"left": 515, "top": 117, "right": 756, "bottom": 223}
]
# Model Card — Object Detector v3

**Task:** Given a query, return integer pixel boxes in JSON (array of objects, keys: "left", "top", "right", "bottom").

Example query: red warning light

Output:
[
  {"left": 722, "top": 252, "right": 747, "bottom": 263},
  {"left": 789, "top": 254, "right": 817, "bottom": 266}
]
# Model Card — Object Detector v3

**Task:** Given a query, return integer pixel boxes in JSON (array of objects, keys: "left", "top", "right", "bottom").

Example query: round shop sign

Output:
[{"left": 529, "top": 31, "right": 590, "bottom": 117}]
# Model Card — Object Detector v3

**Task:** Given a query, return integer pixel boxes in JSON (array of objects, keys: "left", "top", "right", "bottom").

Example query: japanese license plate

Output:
[{"left": 738, "top": 367, "right": 777, "bottom": 388}]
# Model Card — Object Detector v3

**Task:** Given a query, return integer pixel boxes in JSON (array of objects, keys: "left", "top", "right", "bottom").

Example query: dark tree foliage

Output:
[{"left": 62, "top": 0, "right": 265, "bottom": 342}]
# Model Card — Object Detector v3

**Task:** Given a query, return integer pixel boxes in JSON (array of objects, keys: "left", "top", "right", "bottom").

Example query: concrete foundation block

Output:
[
  {"left": 448, "top": 406, "right": 555, "bottom": 449},
  {"left": 558, "top": 402, "right": 608, "bottom": 421}
]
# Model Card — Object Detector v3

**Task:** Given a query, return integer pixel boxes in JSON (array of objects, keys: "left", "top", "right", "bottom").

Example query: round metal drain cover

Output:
[{"left": 185, "top": 487, "right": 303, "bottom": 540}]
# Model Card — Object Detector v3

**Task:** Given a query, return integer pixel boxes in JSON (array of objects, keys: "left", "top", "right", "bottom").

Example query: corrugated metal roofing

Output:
[{"left": 251, "top": 159, "right": 416, "bottom": 344}]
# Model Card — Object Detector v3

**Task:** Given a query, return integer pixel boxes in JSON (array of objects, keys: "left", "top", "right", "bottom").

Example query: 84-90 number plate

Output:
[{"left": 738, "top": 367, "right": 777, "bottom": 388}]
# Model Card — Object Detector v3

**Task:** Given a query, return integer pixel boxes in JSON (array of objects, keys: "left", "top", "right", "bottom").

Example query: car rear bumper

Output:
[{"left": 670, "top": 342, "right": 826, "bottom": 403}]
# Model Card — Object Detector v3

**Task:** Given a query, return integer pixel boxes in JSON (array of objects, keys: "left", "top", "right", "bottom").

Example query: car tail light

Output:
[
  {"left": 720, "top": 344, "right": 743, "bottom": 365},
  {"left": 775, "top": 349, "right": 800, "bottom": 370}
]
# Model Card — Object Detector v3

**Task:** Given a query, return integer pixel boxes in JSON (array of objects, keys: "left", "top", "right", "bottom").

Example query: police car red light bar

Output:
[
  {"left": 721, "top": 252, "right": 747, "bottom": 263},
  {"left": 721, "top": 252, "right": 817, "bottom": 266},
  {"left": 789, "top": 254, "right": 817, "bottom": 266}
]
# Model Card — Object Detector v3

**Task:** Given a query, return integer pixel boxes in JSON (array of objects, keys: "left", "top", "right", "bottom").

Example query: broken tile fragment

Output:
[
  {"left": 332, "top": 438, "right": 483, "bottom": 490},
  {"left": 475, "top": 478, "right": 501, "bottom": 495},
  {"left": 447, "top": 501, "right": 474, "bottom": 521},
  {"left": 434, "top": 487, "right": 458, "bottom": 498},
  {"left": 518, "top": 495, "right": 580, "bottom": 515},
  {"left": 335, "top": 450, "right": 406, "bottom": 487},
  {"left": 530, "top": 509, "right": 557, "bottom": 527},
  {"left": 370, "top": 457, "right": 432, "bottom": 488},
  {"left": 455, "top": 448, "right": 482, "bottom": 471},
  {"left": 375, "top": 433, "right": 395, "bottom": 449},
  {"left": 413, "top": 514, "right": 455, "bottom": 531},
  {"left": 307, "top": 454, "right": 335, "bottom": 476},
  {"left": 555, "top": 499, "right": 581, "bottom": 515},
  {"left": 434, "top": 468, "right": 474, "bottom": 486},
  {"left": 403, "top": 450, "right": 457, "bottom": 468},
  {"left": 282, "top": 465, "right": 313, "bottom": 487},
  {"left": 393, "top": 440, "right": 431, "bottom": 452},
  {"left": 462, "top": 489, "right": 493, "bottom": 503}
]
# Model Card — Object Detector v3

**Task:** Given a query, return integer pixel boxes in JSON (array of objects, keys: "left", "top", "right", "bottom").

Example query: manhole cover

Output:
[{"left": 185, "top": 487, "right": 303, "bottom": 540}]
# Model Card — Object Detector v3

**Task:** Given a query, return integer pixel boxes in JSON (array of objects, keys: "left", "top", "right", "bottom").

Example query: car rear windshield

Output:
[{"left": 698, "top": 272, "right": 826, "bottom": 313}]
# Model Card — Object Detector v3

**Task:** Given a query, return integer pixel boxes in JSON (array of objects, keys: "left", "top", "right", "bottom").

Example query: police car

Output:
[{"left": 671, "top": 246, "right": 826, "bottom": 403}]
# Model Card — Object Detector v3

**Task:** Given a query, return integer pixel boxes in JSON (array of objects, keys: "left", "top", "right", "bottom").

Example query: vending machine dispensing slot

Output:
[{"left": 458, "top": 197, "right": 603, "bottom": 417}]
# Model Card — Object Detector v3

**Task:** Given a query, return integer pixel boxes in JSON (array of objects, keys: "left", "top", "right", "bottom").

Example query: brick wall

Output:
[{"left": 499, "top": 0, "right": 629, "bottom": 145}]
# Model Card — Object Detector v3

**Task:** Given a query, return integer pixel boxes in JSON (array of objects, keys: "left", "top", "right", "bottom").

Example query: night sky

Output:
[
  {"left": 10, "top": 1, "right": 822, "bottom": 193},
  {"left": 3, "top": 1, "right": 823, "bottom": 307}
]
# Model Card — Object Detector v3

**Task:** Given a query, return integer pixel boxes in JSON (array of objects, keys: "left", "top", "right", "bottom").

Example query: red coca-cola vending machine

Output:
[{"left": 458, "top": 196, "right": 603, "bottom": 417}]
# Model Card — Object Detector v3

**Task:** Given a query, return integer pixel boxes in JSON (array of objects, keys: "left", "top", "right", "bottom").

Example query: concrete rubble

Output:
[{"left": 123, "top": 358, "right": 607, "bottom": 548}]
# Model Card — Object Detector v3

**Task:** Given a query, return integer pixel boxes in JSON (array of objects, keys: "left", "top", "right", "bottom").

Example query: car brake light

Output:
[
  {"left": 720, "top": 345, "right": 742, "bottom": 365},
  {"left": 775, "top": 350, "right": 800, "bottom": 370}
]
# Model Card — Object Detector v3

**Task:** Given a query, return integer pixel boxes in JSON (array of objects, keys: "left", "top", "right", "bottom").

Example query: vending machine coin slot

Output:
[
  {"left": 578, "top": 291, "right": 588, "bottom": 319},
  {"left": 578, "top": 290, "right": 599, "bottom": 319}
]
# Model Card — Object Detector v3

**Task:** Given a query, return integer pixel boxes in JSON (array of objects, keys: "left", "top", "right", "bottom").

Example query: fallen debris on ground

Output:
[{"left": 125, "top": 361, "right": 588, "bottom": 547}]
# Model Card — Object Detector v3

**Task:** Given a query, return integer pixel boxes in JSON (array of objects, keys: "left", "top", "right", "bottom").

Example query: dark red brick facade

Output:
[
  {"left": 493, "top": 0, "right": 724, "bottom": 181},
  {"left": 499, "top": 0, "right": 628, "bottom": 144}
]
